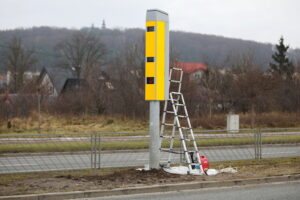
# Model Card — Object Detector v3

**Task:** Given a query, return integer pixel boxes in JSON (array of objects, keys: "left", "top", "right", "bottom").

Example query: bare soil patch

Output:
[{"left": 0, "top": 157, "right": 299, "bottom": 196}]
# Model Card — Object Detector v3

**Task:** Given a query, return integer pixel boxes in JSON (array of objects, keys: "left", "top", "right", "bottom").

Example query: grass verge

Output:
[
  {"left": 1, "top": 157, "right": 299, "bottom": 186},
  {"left": 0, "top": 157, "right": 299, "bottom": 196},
  {"left": 0, "top": 135, "right": 299, "bottom": 153}
]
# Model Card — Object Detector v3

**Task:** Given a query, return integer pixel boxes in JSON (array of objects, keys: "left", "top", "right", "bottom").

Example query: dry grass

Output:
[
  {"left": 1, "top": 112, "right": 300, "bottom": 134},
  {"left": 242, "top": 112, "right": 300, "bottom": 128},
  {"left": 192, "top": 112, "right": 300, "bottom": 129},
  {"left": 0, "top": 113, "right": 148, "bottom": 134}
]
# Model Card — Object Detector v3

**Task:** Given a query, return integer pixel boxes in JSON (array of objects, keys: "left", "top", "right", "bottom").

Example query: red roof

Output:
[{"left": 173, "top": 62, "right": 207, "bottom": 74}]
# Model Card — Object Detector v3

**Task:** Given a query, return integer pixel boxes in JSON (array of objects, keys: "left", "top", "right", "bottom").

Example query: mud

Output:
[{"left": 1, "top": 158, "right": 299, "bottom": 196}]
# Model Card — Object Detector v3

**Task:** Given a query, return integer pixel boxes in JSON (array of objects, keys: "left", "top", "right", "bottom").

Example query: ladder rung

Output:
[
  {"left": 171, "top": 67, "right": 183, "bottom": 71},
  {"left": 160, "top": 135, "right": 175, "bottom": 139},
  {"left": 180, "top": 138, "right": 190, "bottom": 141},
  {"left": 174, "top": 103, "right": 185, "bottom": 106},
  {"left": 181, "top": 127, "right": 192, "bottom": 130},
  {"left": 160, "top": 148, "right": 182, "bottom": 154},
  {"left": 162, "top": 123, "right": 176, "bottom": 126},
  {"left": 170, "top": 80, "right": 181, "bottom": 83},
  {"left": 171, "top": 92, "right": 182, "bottom": 95},
  {"left": 190, "top": 163, "right": 200, "bottom": 166},
  {"left": 177, "top": 115, "right": 187, "bottom": 118},
  {"left": 164, "top": 111, "right": 175, "bottom": 114},
  {"left": 179, "top": 138, "right": 194, "bottom": 142}
]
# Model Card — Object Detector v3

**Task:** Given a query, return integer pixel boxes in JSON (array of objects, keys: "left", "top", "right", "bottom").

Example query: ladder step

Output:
[
  {"left": 190, "top": 163, "right": 200, "bottom": 166},
  {"left": 181, "top": 138, "right": 193, "bottom": 142},
  {"left": 164, "top": 111, "right": 175, "bottom": 114},
  {"left": 181, "top": 127, "right": 192, "bottom": 130},
  {"left": 160, "top": 148, "right": 182, "bottom": 154},
  {"left": 170, "top": 80, "right": 181, "bottom": 83},
  {"left": 160, "top": 135, "right": 175, "bottom": 139},
  {"left": 177, "top": 115, "right": 187, "bottom": 118},
  {"left": 171, "top": 67, "right": 183, "bottom": 71},
  {"left": 174, "top": 103, "right": 185, "bottom": 106},
  {"left": 171, "top": 99, "right": 180, "bottom": 103},
  {"left": 162, "top": 123, "right": 176, "bottom": 126},
  {"left": 171, "top": 92, "right": 182, "bottom": 95}
]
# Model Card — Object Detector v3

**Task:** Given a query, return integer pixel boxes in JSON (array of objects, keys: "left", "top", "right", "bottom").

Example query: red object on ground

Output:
[{"left": 200, "top": 155, "right": 209, "bottom": 172}]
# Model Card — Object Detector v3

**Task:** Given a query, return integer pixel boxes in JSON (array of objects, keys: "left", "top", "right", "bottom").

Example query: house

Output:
[
  {"left": 61, "top": 78, "right": 89, "bottom": 93},
  {"left": 173, "top": 62, "right": 207, "bottom": 81},
  {"left": 5, "top": 70, "right": 40, "bottom": 86},
  {"left": 38, "top": 67, "right": 114, "bottom": 97},
  {"left": 38, "top": 67, "right": 75, "bottom": 97}
]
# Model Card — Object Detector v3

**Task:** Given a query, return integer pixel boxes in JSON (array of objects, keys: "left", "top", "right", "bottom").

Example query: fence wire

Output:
[{"left": 0, "top": 128, "right": 299, "bottom": 174}]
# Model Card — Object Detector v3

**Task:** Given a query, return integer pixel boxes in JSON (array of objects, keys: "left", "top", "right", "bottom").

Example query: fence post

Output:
[
  {"left": 97, "top": 133, "right": 101, "bottom": 169},
  {"left": 259, "top": 129, "right": 262, "bottom": 160},
  {"left": 91, "top": 133, "right": 98, "bottom": 173},
  {"left": 254, "top": 129, "right": 258, "bottom": 160},
  {"left": 91, "top": 133, "right": 94, "bottom": 169}
]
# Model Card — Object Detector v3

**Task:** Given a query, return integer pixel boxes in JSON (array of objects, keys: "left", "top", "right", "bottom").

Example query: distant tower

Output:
[{"left": 101, "top": 19, "right": 106, "bottom": 29}]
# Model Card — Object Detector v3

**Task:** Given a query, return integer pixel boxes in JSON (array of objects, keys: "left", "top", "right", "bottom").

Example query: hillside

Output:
[{"left": 0, "top": 26, "right": 299, "bottom": 72}]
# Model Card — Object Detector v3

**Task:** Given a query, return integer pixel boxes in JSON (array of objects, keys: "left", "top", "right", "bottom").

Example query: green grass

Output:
[
  {"left": 0, "top": 135, "right": 299, "bottom": 153},
  {"left": 209, "top": 156, "right": 300, "bottom": 169}
]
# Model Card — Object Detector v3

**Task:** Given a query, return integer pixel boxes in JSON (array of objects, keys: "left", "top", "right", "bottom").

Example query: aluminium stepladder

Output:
[{"left": 159, "top": 67, "right": 204, "bottom": 174}]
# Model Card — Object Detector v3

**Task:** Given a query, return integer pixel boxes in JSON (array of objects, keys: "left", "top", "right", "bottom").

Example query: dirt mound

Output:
[
  {"left": 1, "top": 158, "right": 299, "bottom": 196},
  {"left": 55, "top": 169, "right": 203, "bottom": 188}
]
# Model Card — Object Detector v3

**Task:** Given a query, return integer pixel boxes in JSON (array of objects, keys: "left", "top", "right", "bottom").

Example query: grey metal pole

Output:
[{"left": 149, "top": 101, "right": 160, "bottom": 169}]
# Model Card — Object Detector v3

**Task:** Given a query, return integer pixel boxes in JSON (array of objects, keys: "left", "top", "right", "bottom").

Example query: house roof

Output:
[
  {"left": 173, "top": 62, "right": 207, "bottom": 74},
  {"left": 61, "top": 78, "right": 89, "bottom": 93},
  {"left": 39, "top": 67, "right": 75, "bottom": 94}
]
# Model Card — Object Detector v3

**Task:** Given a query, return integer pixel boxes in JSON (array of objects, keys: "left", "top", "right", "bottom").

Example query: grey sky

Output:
[{"left": 0, "top": 0, "right": 299, "bottom": 48}]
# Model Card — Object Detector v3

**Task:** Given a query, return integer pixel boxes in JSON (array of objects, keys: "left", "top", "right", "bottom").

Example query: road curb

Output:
[{"left": 0, "top": 174, "right": 299, "bottom": 200}]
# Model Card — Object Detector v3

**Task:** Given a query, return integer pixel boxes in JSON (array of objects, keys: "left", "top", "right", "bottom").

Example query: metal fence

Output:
[{"left": 0, "top": 128, "right": 299, "bottom": 174}]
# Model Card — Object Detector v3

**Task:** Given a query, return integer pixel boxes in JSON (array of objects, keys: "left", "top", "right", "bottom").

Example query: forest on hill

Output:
[{"left": 0, "top": 26, "right": 299, "bottom": 73}]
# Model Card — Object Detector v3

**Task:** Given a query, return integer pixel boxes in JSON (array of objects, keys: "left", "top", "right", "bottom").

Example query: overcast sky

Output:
[{"left": 0, "top": 0, "right": 299, "bottom": 48}]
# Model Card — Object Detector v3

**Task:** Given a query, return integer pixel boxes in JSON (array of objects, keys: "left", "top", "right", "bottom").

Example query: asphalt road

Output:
[
  {"left": 79, "top": 181, "right": 300, "bottom": 200},
  {"left": 0, "top": 146, "right": 299, "bottom": 174},
  {"left": 0, "top": 131, "right": 299, "bottom": 143}
]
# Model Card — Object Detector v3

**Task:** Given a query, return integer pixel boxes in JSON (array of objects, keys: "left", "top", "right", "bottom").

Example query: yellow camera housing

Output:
[{"left": 145, "top": 9, "right": 169, "bottom": 101}]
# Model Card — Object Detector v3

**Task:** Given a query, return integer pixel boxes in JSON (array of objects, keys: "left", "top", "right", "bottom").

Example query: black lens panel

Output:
[
  {"left": 146, "top": 77, "right": 155, "bottom": 84},
  {"left": 147, "top": 57, "right": 154, "bottom": 62},
  {"left": 147, "top": 26, "right": 155, "bottom": 32}
]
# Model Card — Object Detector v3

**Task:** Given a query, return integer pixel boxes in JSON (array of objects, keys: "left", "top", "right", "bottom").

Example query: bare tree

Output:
[
  {"left": 112, "top": 41, "right": 145, "bottom": 119},
  {"left": 4, "top": 36, "right": 36, "bottom": 92},
  {"left": 199, "top": 68, "right": 224, "bottom": 119},
  {"left": 229, "top": 54, "right": 275, "bottom": 128},
  {"left": 58, "top": 31, "right": 106, "bottom": 80}
]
